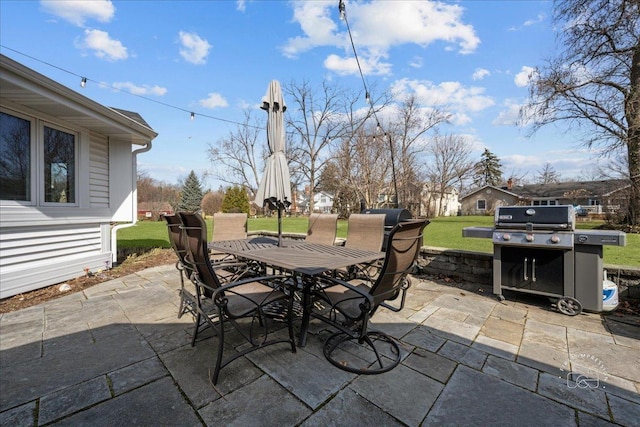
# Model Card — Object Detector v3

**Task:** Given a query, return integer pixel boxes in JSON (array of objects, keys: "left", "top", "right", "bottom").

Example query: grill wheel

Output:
[{"left": 555, "top": 296, "right": 582, "bottom": 316}]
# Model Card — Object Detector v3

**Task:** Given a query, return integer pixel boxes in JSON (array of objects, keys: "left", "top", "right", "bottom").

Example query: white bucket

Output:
[{"left": 602, "top": 270, "right": 619, "bottom": 312}]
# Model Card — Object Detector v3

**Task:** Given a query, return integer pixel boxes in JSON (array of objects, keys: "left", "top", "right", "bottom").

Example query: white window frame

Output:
[
  {"left": 40, "top": 121, "right": 78, "bottom": 206},
  {"left": 0, "top": 108, "right": 37, "bottom": 206},
  {"left": 476, "top": 199, "right": 486, "bottom": 210},
  {"left": 0, "top": 107, "right": 79, "bottom": 207}
]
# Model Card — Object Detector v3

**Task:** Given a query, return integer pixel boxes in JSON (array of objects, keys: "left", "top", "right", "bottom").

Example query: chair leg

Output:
[{"left": 212, "top": 307, "right": 226, "bottom": 385}]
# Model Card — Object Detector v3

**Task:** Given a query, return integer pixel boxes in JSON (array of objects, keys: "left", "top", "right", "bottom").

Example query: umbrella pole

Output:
[{"left": 277, "top": 207, "right": 283, "bottom": 247}]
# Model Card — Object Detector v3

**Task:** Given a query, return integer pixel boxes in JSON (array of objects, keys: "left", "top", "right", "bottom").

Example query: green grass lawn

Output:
[{"left": 117, "top": 215, "right": 638, "bottom": 267}]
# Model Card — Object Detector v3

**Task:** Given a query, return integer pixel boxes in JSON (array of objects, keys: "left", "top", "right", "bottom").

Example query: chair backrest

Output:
[
  {"left": 179, "top": 212, "right": 222, "bottom": 291},
  {"left": 164, "top": 213, "right": 186, "bottom": 260},
  {"left": 305, "top": 213, "right": 338, "bottom": 245},
  {"left": 369, "top": 219, "right": 429, "bottom": 310},
  {"left": 345, "top": 213, "right": 386, "bottom": 251},
  {"left": 212, "top": 213, "right": 248, "bottom": 242}
]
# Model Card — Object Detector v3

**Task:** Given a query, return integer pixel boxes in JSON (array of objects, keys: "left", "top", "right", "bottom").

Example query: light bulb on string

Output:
[
  {"left": 365, "top": 91, "right": 370, "bottom": 104},
  {"left": 190, "top": 112, "right": 195, "bottom": 121},
  {"left": 80, "top": 77, "right": 87, "bottom": 88},
  {"left": 376, "top": 122, "right": 381, "bottom": 133},
  {"left": 339, "top": 0, "right": 346, "bottom": 20}
]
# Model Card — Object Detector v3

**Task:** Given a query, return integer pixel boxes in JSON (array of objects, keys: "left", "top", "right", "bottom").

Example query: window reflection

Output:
[
  {"left": 44, "top": 126, "right": 75, "bottom": 203},
  {"left": 0, "top": 112, "right": 31, "bottom": 201}
]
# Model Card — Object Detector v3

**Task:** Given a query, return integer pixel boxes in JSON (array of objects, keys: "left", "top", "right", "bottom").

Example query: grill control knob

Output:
[
  {"left": 525, "top": 234, "right": 534, "bottom": 242},
  {"left": 502, "top": 233, "right": 511, "bottom": 241},
  {"left": 550, "top": 235, "right": 560, "bottom": 244}
]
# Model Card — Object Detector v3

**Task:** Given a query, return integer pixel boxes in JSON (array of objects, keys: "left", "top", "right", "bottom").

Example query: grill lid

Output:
[{"left": 494, "top": 205, "right": 575, "bottom": 231}]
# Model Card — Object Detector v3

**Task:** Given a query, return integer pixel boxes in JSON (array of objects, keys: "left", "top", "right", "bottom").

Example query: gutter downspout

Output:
[{"left": 110, "top": 140, "right": 153, "bottom": 265}]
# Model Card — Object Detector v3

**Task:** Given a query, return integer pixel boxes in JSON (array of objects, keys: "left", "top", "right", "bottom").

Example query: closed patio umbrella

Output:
[{"left": 254, "top": 80, "right": 291, "bottom": 247}]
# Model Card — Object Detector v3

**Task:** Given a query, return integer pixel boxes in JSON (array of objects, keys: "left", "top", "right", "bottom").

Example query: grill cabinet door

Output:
[{"left": 500, "top": 248, "right": 566, "bottom": 295}]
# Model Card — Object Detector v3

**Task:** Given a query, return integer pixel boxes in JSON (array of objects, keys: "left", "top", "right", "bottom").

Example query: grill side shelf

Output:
[{"left": 462, "top": 227, "right": 493, "bottom": 239}]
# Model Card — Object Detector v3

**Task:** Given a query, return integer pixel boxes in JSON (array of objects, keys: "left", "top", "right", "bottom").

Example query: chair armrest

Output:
[
  {"left": 314, "top": 276, "right": 375, "bottom": 307},
  {"left": 212, "top": 274, "right": 292, "bottom": 296}
]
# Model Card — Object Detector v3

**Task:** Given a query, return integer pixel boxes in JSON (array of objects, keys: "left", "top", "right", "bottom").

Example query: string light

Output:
[
  {"left": 80, "top": 77, "right": 87, "bottom": 88},
  {"left": 339, "top": 0, "right": 346, "bottom": 20},
  {"left": 190, "top": 112, "right": 195, "bottom": 121},
  {"left": 365, "top": 91, "right": 370, "bottom": 104}
]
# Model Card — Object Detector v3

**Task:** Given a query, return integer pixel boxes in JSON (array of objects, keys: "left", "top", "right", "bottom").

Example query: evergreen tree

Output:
[
  {"left": 221, "top": 186, "right": 250, "bottom": 213},
  {"left": 178, "top": 170, "right": 204, "bottom": 212},
  {"left": 473, "top": 149, "right": 503, "bottom": 187}
]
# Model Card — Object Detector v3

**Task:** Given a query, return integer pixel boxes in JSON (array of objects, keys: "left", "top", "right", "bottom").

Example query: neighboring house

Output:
[
  {"left": 0, "top": 54, "right": 157, "bottom": 299},
  {"left": 460, "top": 185, "right": 520, "bottom": 215},
  {"left": 295, "top": 190, "right": 335, "bottom": 214},
  {"left": 460, "top": 179, "right": 628, "bottom": 216},
  {"left": 513, "top": 179, "right": 628, "bottom": 215},
  {"left": 137, "top": 202, "right": 174, "bottom": 221},
  {"left": 420, "top": 185, "right": 460, "bottom": 217}
]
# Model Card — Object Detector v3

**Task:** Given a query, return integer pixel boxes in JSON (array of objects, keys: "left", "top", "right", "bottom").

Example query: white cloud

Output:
[
  {"left": 178, "top": 31, "right": 211, "bottom": 65},
  {"left": 323, "top": 52, "right": 392, "bottom": 76},
  {"left": 392, "top": 78, "right": 495, "bottom": 114},
  {"left": 236, "top": 0, "right": 246, "bottom": 12},
  {"left": 75, "top": 29, "right": 128, "bottom": 61},
  {"left": 40, "top": 0, "right": 115, "bottom": 27},
  {"left": 472, "top": 68, "right": 490, "bottom": 80},
  {"left": 524, "top": 13, "right": 546, "bottom": 27},
  {"left": 284, "top": 0, "right": 479, "bottom": 76},
  {"left": 199, "top": 92, "right": 228, "bottom": 109},
  {"left": 514, "top": 66, "right": 536, "bottom": 87},
  {"left": 112, "top": 82, "right": 167, "bottom": 96},
  {"left": 492, "top": 99, "right": 522, "bottom": 126}
]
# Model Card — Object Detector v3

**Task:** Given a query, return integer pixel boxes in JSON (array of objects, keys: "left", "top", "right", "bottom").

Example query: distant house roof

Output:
[
  {"left": 461, "top": 179, "right": 627, "bottom": 202},
  {"left": 460, "top": 185, "right": 519, "bottom": 201},
  {"left": 513, "top": 179, "right": 628, "bottom": 199}
]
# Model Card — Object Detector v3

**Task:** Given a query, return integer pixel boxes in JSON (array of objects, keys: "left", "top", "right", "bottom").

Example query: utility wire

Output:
[{"left": 338, "top": 0, "right": 399, "bottom": 207}]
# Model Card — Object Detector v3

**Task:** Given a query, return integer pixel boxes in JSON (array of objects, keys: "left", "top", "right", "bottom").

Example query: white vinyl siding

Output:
[
  {"left": 0, "top": 223, "right": 111, "bottom": 298},
  {"left": 89, "top": 134, "right": 109, "bottom": 207}
]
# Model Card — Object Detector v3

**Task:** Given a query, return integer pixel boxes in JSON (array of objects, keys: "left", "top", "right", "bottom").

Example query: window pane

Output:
[
  {"left": 0, "top": 112, "right": 31, "bottom": 201},
  {"left": 44, "top": 126, "right": 75, "bottom": 203},
  {"left": 477, "top": 199, "right": 486, "bottom": 210}
]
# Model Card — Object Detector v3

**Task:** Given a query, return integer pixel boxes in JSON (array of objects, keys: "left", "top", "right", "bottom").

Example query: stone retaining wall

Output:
[{"left": 415, "top": 247, "right": 640, "bottom": 301}]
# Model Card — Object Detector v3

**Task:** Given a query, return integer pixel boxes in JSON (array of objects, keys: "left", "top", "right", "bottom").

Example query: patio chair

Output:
[
  {"left": 163, "top": 213, "right": 197, "bottom": 319},
  {"left": 178, "top": 212, "right": 296, "bottom": 385},
  {"left": 305, "top": 213, "right": 338, "bottom": 245},
  {"left": 212, "top": 213, "right": 248, "bottom": 241},
  {"left": 340, "top": 213, "right": 386, "bottom": 280},
  {"left": 311, "top": 219, "right": 429, "bottom": 374},
  {"left": 164, "top": 213, "right": 255, "bottom": 319},
  {"left": 211, "top": 213, "right": 248, "bottom": 262}
]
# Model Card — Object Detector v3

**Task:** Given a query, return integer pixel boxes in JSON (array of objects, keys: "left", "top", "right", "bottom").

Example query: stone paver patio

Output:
[{"left": 1, "top": 264, "right": 638, "bottom": 426}]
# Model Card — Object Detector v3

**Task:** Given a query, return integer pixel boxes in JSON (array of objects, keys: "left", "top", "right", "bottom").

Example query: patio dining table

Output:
[{"left": 209, "top": 236, "right": 385, "bottom": 346}]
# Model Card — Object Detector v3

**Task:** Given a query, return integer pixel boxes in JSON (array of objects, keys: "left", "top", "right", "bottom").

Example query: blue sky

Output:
[{"left": 0, "top": 0, "right": 611, "bottom": 188}]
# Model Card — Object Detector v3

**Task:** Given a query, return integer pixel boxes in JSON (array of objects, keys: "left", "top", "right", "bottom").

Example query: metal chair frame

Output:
[
  {"left": 311, "top": 219, "right": 429, "bottom": 374},
  {"left": 178, "top": 212, "right": 296, "bottom": 385}
]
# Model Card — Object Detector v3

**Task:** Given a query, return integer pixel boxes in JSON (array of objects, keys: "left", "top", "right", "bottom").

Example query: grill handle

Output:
[
  {"left": 523, "top": 257, "right": 528, "bottom": 281},
  {"left": 532, "top": 258, "right": 536, "bottom": 282}
]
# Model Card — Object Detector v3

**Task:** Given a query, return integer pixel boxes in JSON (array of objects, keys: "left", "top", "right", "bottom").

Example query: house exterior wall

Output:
[
  {"left": 0, "top": 54, "right": 155, "bottom": 299},
  {"left": 461, "top": 188, "right": 519, "bottom": 215},
  {"left": 0, "top": 128, "right": 116, "bottom": 298}
]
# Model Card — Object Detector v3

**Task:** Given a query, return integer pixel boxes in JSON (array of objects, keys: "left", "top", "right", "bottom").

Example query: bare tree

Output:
[
  {"left": 330, "top": 123, "right": 391, "bottom": 212},
  {"left": 137, "top": 170, "right": 180, "bottom": 220},
  {"left": 522, "top": 0, "right": 640, "bottom": 225},
  {"left": 207, "top": 110, "right": 264, "bottom": 197},
  {"left": 386, "top": 94, "right": 450, "bottom": 213},
  {"left": 536, "top": 162, "right": 562, "bottom": 184},
  {"left": 425, "top": 133, "right": 475, "bottom": 217},
  {"left": 285, "top": 79, "right": 377, "bottom": 213}
]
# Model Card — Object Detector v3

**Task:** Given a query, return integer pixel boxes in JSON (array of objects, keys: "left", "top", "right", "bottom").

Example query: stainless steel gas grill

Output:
[{"left": 463, "top": 205, "right": 626, "bottom": 315}]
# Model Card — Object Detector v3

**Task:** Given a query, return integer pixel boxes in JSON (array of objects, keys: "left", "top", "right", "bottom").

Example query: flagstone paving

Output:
[{"left": 0, "top": 264, "right": 638, "bottom": 426}]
